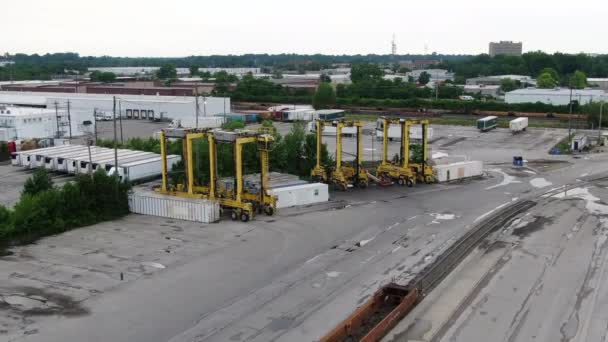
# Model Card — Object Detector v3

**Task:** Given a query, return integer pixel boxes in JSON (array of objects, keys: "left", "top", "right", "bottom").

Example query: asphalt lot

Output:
[{"left": 5, "top": 119, "right": 608, "bottom": 342}]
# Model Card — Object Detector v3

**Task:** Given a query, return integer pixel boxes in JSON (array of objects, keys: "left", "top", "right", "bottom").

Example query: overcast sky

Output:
[{"left": 4, "top": 0, "right": 607, "bottom": 57}]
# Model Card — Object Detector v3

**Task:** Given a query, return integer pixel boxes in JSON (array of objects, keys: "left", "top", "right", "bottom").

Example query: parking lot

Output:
[{"left": 1, "top": 120, "right": 590, "bottom": 341}]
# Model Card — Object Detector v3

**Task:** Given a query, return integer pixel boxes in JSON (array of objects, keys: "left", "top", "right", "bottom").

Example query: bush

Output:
[
  {"left": 22, "top": 168, "right": 53, "bottom": 196},
  {"left": 1, "top": 169, "right": 131, "bottom": 247},
  {"left": 222, "top": 120, "right": 246, "bottom": 130}
]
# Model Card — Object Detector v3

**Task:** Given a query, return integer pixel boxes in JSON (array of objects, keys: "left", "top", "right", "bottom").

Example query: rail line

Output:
[{"left": 320, "top": 174, "right": 608, "bottom": 342}]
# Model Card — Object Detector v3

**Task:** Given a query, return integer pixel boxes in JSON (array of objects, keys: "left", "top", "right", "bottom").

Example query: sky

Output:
[{"left": 4, "top": 0, "right": 608, "bottom": 57}]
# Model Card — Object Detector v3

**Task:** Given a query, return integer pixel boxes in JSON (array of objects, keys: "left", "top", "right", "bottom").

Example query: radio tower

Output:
[{"left": 391, "top": 34, "right": 397, "bottom": 55}]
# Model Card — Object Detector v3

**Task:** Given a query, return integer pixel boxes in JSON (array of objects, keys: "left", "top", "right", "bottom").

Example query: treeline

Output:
[
  {"left": 233, "top": 94, "right": 572, "bottom": 114},
  {"left": 0, "top": 169, "right": 130, "bottom": 248},
  {"left": 5, "top": 52, "right": 471, "bottom": 69},
  {"left": 441, "top": 52, "right": 608, "bottom": 80}
]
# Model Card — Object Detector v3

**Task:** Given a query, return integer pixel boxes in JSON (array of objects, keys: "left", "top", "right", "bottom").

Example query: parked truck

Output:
[{"left": 509, "top": 117, "right": 528, "bottom": 134}]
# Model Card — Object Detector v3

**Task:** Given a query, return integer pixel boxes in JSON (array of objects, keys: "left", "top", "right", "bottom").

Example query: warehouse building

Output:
[
  {"left": 588, "top": 78, "right": 608, "bottom": 91},
  {"left": 505, "top": 88, "right": 606, "bottom": 105},
  {"left": 0, "top": 91, "right": 231, "bottom": 124},
  {"left": 462, "top": 85, "right": 501, "bottom": 97},
  {"left": 0, "top": 106, "right": 89, "bottom": 141},
  {"left": 466, "top": 75, "right": 535, "bottom": 87}
]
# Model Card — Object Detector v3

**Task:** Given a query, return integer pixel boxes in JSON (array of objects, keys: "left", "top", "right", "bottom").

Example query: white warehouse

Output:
[
  {"left": 505, "top": 88, "right": 606, "bottom": 105},
  {"left": 0, "top": 106, "right": 88, "bottom": 141},
  {"left": 0, "top": 91, "right": 231, "bottom": 125}
]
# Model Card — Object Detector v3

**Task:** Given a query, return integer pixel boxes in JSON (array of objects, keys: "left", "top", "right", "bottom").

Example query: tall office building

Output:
[{"left": 489, "top": 41, "right": 523, "bottom": 57}]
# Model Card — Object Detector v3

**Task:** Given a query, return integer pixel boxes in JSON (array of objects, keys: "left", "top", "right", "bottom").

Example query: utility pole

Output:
[
  {"left": 93, "top": 108, "right": 98, "bottom": 144},
  {"left": 599, "top": 101, "right": 605, "bottom": 145},
  {"left": 568, "top": 86, "right": 573, "bottom": 142},
  {"left": 118, "top": 100, "right": 123, "bottom": 143},
  {"left": 203, "top": 96, "right": 207, "bottom": 118},
  {"left": 66, "top": 100, "right": 72, "bottom": 139},
  {"left": 195, "top": 89, "right": 200, "bottom": 128},
  {"left": 113, "top": 96, "right": 118, "bottom": 179},
  {"left": 54, "top": 101, "right": 61, "bottom": 138}
]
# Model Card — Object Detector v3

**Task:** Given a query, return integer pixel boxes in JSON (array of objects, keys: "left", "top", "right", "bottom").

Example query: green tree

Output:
[
  {"left": 418, "top": 71, "right": 431, "bottom": 85},
  {"left": 89, "top": 71, "right": 116, "bottom": 83},
  {"left": 537, "top": 72, "right": 558, "bottom": 88},
  {"left": 272, "top": 70, "right": 283, "bottom": 79},
  {"left": 570, "top": 70, "right": 587, "bottom": 89},
  {"left": 350, "top": 63, "right": 384, "bottom": 83},
  {"left": 539, "top": 67, "right": 559, "bottom": 81},
  {"left": 500, "top": 78, "right": 518, "bottom": 92},
  {"left": 156, "top": 64, "right": 177, "bottom": 80},
  {"left": 189, "top": 65, "right": 199, "bottom": 76},
  {"left": 319, "top": 73, "right": 331, "bottom": 83},
  {"left": 22, "top": 168, "right": 53, "bottom": 196},
  {"left": 397, "top": 67, "right": 411, "bottom": 74},
  {"left": 312, "top": 83, "right": 336, "bottom": 109}
]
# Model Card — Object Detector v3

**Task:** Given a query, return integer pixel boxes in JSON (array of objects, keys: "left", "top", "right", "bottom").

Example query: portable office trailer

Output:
[
  {"left": 42, "top": 146, "right": 91, "bottom": 170},
  {"left": 109, "top": 155, "right": 181, "bottom": 182},
  {"left": 477, "top": 116, "right": 498, "bottom": 131}
]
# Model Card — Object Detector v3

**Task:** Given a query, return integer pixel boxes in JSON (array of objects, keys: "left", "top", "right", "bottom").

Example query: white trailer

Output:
[
  {"left": 10, "top": 145, "right": 76, "bottom": 167},
  {"left": 109, "top": 155, "right": 181, "bottom": 183},
  {"left": 269, "top": 183, "right": 329, "bottom": 208},
  {"left": 84, "top": 151, "right": 154, "bottom": 174},
  {"left": 306, "top": 121, "right": 358, "bottom": 136},
  {"left": 89, "top": 152, "right": 158, "bottom": 174},
  {"left": 434, "top": 161, "right": 483, "bottom": 182},
  {"left": 168, "top": 116, "right": 225, "bottom": 129},
  {"left": 285, "top": 109, "right": 317, "bottom": 121},
  {"left": 55, "top": 148, "right": 109, "bottom": 172},
  {"left": 71, "top": 149, "right": 144, "bottom": 174},
  {"left": 374, "top": 119, "right": 434, "bottom": 140},
  {"left": 42, "top": 146, "right": 91, "bottom": 170},
  {"left": 23, "top": 145, "right": 85, "bottom": 168},
  {"left": 509, "top": 117, "right": 528, "bottom": 133}
]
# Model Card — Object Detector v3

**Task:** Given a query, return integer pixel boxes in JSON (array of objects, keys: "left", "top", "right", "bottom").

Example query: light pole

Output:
[
  {"left": 568, "top": 86, "right": 573, "bottom": 142},
  {"left": 599, "top": 101, "right": 605, "bottom": 145}
]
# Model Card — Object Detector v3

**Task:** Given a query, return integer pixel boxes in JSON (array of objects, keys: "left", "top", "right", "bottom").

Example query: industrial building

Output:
[
  {"left": 588, "top": 78, "right": 608, "bottom": 91},
  {"left": 405, "top": 69, "right": 455, "bottom": 82},
  {"left": 0, "top": 91, "right": 231, "bottom": 124},
  {"left": 462, "top": 85, "right": 501, "bottom": 97},
  {"left": 489, "top": 41, "right": 523, "bottom": 57},
  {"left": 0, "top": 106, "right": 88, "bottom": 141},
  {"left": 466, "top": 75, "right": 536, "bottom": 87},
  {"left": 87, "top": 67, "right": 260, "bottom": 77},
  {"left": 505, "top": 87, "right": 606, "bottom": 105}
]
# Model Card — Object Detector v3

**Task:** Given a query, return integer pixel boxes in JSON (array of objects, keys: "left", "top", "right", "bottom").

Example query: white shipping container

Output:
[
  {"left": 286, "top": 109, "right": 317, "bottom": 121},
  {"left": 509, "top": 117, "right": 528, "bottom": 133},
  {"left": 434, "top": 161, "right": 483, "bottom": 182},
  {"left": 269, "top": 183, "right": 329, "bottom": 208},
  {"left": 129, "top": 190, "right": 220, "bottom": 223},
  {"left": 169, "top": 116, "right": 225, "bottom": 129}
]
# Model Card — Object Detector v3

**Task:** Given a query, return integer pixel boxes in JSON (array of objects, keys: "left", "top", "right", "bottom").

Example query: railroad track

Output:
[
  {"left": 409, "top": 199, "right": 536, "bottom": 295},
  {"left": 320, "top": 173, "right": 608, "bottom": 342}
]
